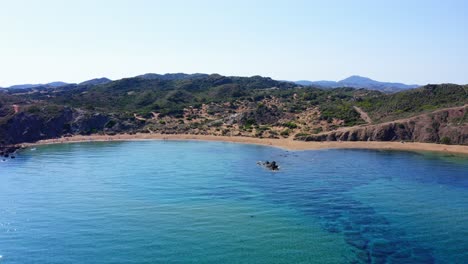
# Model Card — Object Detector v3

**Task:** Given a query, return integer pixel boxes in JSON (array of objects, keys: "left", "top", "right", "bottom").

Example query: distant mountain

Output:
[
  {"left": 338, "top": 76, "right": 419, "bottom": 90},
  {"left": 79, "top": 77, "right": 112, "bottom": 86},
  {"left": 294, "top": 75, "right": 419, "bottom": 92},
  {"left": 47, "top": 82, "right": 70, "bottom": 87},
  {"left": 136, "top": 73, "right": 209, "bottom": 81},
  {"left": 6, "top": 81, "right": 70, "bottom": 89},
  {"left": 295, "top": 80, "right": 336, "bottom": 86},
  {"left": 1, "top": 73, "right": 217, "bottom": 89}
]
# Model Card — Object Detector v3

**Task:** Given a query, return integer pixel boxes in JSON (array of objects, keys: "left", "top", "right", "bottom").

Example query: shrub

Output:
[
  {"left": 27, "top": 105, "right": 41, "bottom": 113},
  {"left": 105, "top": 120, "right": 117, "bottom": 128},
  {"left": 280, "top": 129, "right": 290, "bottom": 137},
  {"left": 282, "top": 121, "right": 298, "bottom": 129},
  {"left": 312, "top": 127, "right": 323, "bottom": 134},
  {"left": 440, "top": 136, "right": 451, "bottom": 145}
]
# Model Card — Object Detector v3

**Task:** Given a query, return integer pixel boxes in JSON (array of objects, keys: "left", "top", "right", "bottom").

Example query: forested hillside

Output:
[{"left": 1, "top": 74, "right": 466, "bottom": 146}]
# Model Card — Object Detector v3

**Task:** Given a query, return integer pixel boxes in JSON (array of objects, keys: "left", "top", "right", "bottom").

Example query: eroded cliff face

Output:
[
  {"left": 295, "top": 106, "right": 468, "bottom": 145},
  {"left": 0, "top": 109, "right": 72, "bottom": 145}
]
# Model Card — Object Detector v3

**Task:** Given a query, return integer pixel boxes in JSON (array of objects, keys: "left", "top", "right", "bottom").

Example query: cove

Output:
[{"left": 0, "top": 141, "right": 467, "bottom": 263}]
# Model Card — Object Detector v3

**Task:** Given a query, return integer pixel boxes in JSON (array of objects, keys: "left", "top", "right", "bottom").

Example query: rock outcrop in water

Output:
[
  {"left": 0, "top": 145, "right": 20, "bottom": 158},
  {"left": 257, "top": 160, "right": 280, "bottom": 171}
]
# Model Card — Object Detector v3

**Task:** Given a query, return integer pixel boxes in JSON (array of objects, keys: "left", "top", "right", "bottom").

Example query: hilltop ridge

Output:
[
  {"left": 2, "top": 73, "right": 421, "bottom": 93},
  {"left": 0, "top": 74, "right": 466, "bottom": 147}
]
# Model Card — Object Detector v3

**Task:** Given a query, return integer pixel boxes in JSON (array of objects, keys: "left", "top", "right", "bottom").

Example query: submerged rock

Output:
[
  {"left": 0, "top": 145, "right": 20, "bottom": 158},
  {"left": 257, "top": 160, "right": 280, "bottom": 171}
]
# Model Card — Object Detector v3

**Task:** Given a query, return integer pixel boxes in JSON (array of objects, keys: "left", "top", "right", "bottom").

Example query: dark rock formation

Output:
[
  {"left": 0, "top": 108, "right": 73, "bottom": 145},
  {"left": 0, "top": 145, "right": 20, "bottom": 157},
  {"left": 0, "top": 108, "right": 137, "bottom": 145},
  {"left": 257, "top": 160, "right": 280, "bottom": 171},
  {"left": 71, "top": 111, "right": 110, "bottom": 135}
]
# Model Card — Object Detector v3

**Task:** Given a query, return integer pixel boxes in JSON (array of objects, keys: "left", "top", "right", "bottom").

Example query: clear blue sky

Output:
[{"left": 1, "top": 0, "right": 467, "bottom": 86}]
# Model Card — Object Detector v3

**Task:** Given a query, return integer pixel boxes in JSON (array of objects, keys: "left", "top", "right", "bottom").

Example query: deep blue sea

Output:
[{"left": 0, "top": 141, "right": 467, "bottom": 263}]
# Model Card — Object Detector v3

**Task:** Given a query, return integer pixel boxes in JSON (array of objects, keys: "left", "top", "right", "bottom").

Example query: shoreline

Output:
[{"left": 21, "top": 133, "right": 468, "bottom": 155}]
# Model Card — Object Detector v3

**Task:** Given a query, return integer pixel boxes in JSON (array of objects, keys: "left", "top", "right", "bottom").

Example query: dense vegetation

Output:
[
  {"left": 6, "top": 75, "right": 371, "bottom": 124},
  {"left": 356, "top": 84, "right": 468, "bottom": 122},
  {"left": 0, "top": 74, "right": 467, "bottom": 145}
]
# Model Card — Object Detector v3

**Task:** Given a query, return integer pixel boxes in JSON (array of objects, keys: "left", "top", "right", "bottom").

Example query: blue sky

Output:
[{"left": 1, "top": 0, "right": 467, "bottom": 86}]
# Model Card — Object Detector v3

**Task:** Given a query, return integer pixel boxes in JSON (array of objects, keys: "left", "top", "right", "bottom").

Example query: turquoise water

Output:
[{"left": 0, "top": 141, "right": 467, "bottom": 263}]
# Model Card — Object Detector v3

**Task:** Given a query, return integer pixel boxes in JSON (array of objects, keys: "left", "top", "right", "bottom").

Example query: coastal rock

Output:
[
  {"left": 257, "top": 160, "right": 280, "bottom": 171},
  {"left": 0, "top": 145, "right": 20, "bottom": 157},
  {"left": 71, "top": 112, "right": 110, "bottom": 135},
  {"left": 0, "top": 108, "right": 138, "bottom": 145}
]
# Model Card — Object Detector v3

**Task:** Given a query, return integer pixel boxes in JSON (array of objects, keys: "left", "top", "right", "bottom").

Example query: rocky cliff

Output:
[
  {"left": 295, "top": 106, "right": 468, "bottom": 145},
  {"left": 0, "top": 109, "right": 116, "bottom": 145},
  {"left": 1, "top": 105, "right": 466, "bottom": 146}
]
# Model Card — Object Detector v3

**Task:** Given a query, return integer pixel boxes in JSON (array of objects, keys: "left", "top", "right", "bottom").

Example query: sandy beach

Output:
[{"left": 21, "top": 133, "right": 468, "bottom": 155}]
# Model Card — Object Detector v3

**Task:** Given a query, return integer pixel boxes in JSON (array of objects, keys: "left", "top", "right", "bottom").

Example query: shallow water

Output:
[{"left": 0, "top": 141, "right": 467, "bottom": 263}]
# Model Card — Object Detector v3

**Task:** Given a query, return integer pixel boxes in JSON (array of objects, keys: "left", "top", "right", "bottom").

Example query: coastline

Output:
[{"left": 21, "top": 133, "right": 468, "bottom": 155}]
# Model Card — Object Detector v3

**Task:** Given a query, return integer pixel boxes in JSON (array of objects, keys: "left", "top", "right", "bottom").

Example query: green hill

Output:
[{"left": 1, "top": 75, "right": 466, "bottom": 145}]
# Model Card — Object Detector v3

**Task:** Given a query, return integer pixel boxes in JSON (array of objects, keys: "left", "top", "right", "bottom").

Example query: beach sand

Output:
[{"left": 22, "top": 133, "right": 468, "bottom": 155}]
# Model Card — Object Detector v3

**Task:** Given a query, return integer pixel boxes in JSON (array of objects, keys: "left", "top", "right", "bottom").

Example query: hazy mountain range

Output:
[
  {"left": 293, "top": 75, "right": 420, "bottom": 92},
  {"left": 0, "top": 73, "right": 209, "bottom": 90},
  {"left": 4, "top": 81, "right": 70, "bottom": 90},
  {"left": 136, "top": 73, "right": 209, "bottom": 80},
  {"left": 1, "top": 74, "right": 420, "bottom": 92},
  {"left": 0, "top": 78, "right": 113, "bottom": 90}
]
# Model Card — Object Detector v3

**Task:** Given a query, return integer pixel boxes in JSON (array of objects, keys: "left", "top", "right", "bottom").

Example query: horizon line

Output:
[{"left": 2, "top": 72, "right": 458, "bottom": 88}]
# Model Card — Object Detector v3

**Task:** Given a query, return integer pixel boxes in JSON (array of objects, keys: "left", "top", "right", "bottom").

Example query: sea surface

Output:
[{"left": 0, "top": 141, "right": 467, "bottom": 263}]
